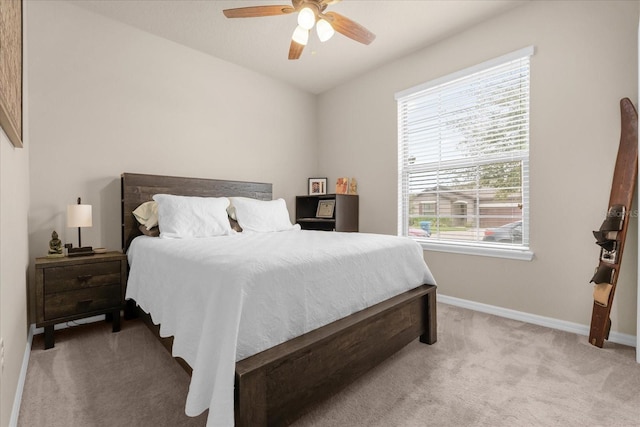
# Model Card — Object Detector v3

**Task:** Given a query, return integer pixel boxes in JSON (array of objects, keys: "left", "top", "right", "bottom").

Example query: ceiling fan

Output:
[{"left": 223, "top": 0, "right": 376, "bottom": 60}]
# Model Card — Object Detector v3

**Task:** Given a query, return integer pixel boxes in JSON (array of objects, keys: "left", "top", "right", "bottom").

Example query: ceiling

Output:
[{"left": 68, "top": 0, "right": 526, "bottom": 94}]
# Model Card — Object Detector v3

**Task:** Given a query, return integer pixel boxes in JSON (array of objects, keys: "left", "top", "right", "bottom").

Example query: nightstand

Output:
[
  {"left": 295, "top": 194, "right": 359, "bottom": 232},
  {"left": 34, "top": 251, "right": 127, "bottom": 349}
]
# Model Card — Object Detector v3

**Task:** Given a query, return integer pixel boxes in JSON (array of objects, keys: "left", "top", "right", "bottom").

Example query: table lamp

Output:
[{"left": 67, "top": 197, "right": 94, "bottom": 256}]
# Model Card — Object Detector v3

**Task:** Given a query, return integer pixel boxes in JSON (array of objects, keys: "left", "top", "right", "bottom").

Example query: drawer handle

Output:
[
  {"left": 77, "top": 275, "right": 93, "bottom": 282},
  {"left": 77, "top": 299, "right": 93, "bottom": 307}
]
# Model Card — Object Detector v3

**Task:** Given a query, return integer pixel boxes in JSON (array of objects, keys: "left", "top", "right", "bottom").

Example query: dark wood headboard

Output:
[{"left": 121, "top": 173, "right": 273, "bottom": 252}]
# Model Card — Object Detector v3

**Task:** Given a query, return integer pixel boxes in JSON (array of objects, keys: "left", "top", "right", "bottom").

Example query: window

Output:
[
  {"left": 396, "top": 46, "right": 533, "bottom": 260},
  {"left": 419, "top": 201, "right": 436, "bottom": 216}
]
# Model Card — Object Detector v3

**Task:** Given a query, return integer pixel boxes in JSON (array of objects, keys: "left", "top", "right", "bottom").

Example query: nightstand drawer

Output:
[
  {"left": 44, "top": 261, "right": 121, "bottom": 294},
  {"left": 44, "top": 284, "right": 121, "bottom": 320}
]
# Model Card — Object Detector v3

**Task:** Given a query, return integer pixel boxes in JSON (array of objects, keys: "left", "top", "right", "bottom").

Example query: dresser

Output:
[{"left": 34, "top": 252, "right": 127, "bottom": 349}]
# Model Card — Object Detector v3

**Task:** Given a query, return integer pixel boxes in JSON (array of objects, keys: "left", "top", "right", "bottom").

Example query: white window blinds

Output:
[{"left": 397, "top": 47, "right": 532, "bottom": 256}]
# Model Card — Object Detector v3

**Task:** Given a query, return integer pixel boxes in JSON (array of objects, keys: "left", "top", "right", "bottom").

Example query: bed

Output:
[{"left": 121, "top": 172, "right": 437, "bottom": 426}]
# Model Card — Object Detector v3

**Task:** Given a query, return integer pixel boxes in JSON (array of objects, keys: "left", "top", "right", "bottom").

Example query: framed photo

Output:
[
  {"left": 316, "top": 199, "right": 335, "bottom": 218},
  {"left": 308, "top": 177, "right": 327, "bottom": 195}
]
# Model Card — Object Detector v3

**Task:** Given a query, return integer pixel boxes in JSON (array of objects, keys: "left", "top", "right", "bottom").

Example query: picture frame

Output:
[
  {"left": 0, "top": 0, "right": 23, "bottom": 148},
  {"left": 316, "top": 199, "right": 335, "bottom": 218},
  {"left": 308, "top": 177, "right": 327, "bottom": 195}
]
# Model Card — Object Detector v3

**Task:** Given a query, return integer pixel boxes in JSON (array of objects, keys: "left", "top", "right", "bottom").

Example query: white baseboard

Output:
[
  {"left": 438, "top": 294, "right": 637, "bottom": 348},
  {"left": 9, "top": 315, "right": 107, "bottom": 426},
  {"left": 30, "top": 314, "right": 106, "bottom": 335},
  {"left": 9, "top": 325, "right": 34, "bottom": 427}
]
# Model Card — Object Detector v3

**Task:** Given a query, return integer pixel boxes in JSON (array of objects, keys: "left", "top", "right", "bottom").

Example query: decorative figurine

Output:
[
  {"left": 47, "top": 230, "right": 64, "bottom": 258},
  {"left": 349, "top": 177, "right": 358, "bottom": 195},
  {"left": 336, "top": 177, "right": 349, "bottom": 194}
]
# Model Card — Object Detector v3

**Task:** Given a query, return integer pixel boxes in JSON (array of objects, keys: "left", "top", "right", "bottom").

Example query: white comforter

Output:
[{"left": 126, "top": 230, "right": 435, "bottom": 426}]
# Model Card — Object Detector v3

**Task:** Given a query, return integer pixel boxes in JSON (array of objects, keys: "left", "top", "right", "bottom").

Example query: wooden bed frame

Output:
[{"left": 121, "top": 172, "right": 437, "bottom": 426}]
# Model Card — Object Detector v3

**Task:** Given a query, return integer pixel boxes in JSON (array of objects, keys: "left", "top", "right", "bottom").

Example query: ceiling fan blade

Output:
[
  {"left": 288, "top": 40, "right": 305, "bottom": 60},
  {"left": 223, "top": 5, "right": 295, "bottom": 18},
  {"left": 323, "top": 11, "right": 376, "bottom": 45},
  {"left": 320, "top": 0, "right": 342, "bottom": 5}
]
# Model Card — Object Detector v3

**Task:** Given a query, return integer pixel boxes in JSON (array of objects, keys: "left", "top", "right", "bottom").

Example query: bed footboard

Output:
[{"left": 234, "top": 284, "right": 437, "bottom": 426}]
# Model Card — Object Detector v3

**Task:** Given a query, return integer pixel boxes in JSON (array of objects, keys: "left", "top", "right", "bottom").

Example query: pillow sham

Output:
[
  {"left": 229, "top": 197, "right": 296, "bottom": 232},
  {"left": 153, "top": 194, "right": 233, "bottom": 239},
  {"left": 132, "top": 201, "right": 159, "bottom": 230}
]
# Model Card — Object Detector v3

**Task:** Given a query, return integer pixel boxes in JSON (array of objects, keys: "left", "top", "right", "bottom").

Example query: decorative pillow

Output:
[
  {"left": 227, "top": 204, "right": 238, "bottom": 221},
  {"left": 133, "top": 201, "right": 159, "bottom": 230},
  {"left": 153, "top": 194, "right": 232, "bottom": 238},
  {"left": 138, "top": 224, "right": 160, "bottom": 237},
  {"left": 229, "top": 217, "right": 243, "bottom": 233},
  {"left": 229, "top": 197, "right": 295, "bottom": 232}
]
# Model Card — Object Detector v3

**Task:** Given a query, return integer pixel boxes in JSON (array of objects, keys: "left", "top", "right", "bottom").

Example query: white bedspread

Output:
[{"left": 126, "top": 230, "right": 435, "bottom": 426}]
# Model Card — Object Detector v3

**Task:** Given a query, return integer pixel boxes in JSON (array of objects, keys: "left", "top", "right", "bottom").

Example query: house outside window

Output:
[{"left": 396, "top": 47, "right": 534, "bottom": 260}]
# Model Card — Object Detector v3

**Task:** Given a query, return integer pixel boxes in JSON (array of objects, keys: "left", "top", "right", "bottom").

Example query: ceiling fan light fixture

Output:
[
  {"left": 292, "top": 25, "right": 309, "bottom": 46},
  {"left": 297, "top": 7, "right": 316, "bottom": 30},
  {"left": 223, "top": 1, "right": 376, "bottom": 59},
  {"left": 316, "top": 18, "right": 335, "bottom": 42}
]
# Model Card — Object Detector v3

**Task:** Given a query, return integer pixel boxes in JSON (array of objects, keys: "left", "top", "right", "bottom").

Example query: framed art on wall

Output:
[
  {"left": 0, "top": 0, "right": 23, "bottom": 148},
  {"left": 309, "top": 177, "right": 327, "bottom": 195}
]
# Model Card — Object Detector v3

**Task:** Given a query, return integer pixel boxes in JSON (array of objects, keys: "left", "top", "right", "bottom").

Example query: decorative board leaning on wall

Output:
[{"left": 0, "top": 0, "right": 23, "bottom": 148}]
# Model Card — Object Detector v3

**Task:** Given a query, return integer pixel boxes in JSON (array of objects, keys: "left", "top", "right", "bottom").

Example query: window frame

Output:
[{"left": 396, "top": 46, "right": 534, "bottom": 261}]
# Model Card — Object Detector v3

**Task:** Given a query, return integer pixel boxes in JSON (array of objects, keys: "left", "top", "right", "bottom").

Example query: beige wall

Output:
[
  {"left": 26, "top": 1, "right": 318, "bottom": 320},
  {"left": 1, "top": 2, "right": 31, "bottom": 424},
  {"left": 0, "top": 126, "right": 30, "bottom": 425},
  {"left": 317, "top": 1, "right": 639, "bottom": 334}
]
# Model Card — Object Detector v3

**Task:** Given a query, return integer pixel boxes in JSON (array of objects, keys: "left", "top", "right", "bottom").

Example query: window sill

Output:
[{"left": 416, "top": 240, "right": 534, "bottom": 261}]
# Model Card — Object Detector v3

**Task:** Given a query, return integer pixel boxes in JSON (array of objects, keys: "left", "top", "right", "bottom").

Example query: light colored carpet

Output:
[
  {"left": 18, "top": 304, "right": 640, "bottom": 426},
  {"left": 19, "top": 318, "right": 208, "bottom": 426}
]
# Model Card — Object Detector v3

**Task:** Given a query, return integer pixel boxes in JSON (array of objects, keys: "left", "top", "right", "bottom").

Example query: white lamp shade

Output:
[
  {"left": 292, "top": 25, "right": 309, "bottom": 46},
  {"left": 297, "top": 7, "right": 315, "bottom": 30},
  {"left": 67, "top": 204, "right": 92, "bottom": 228},
  {"left": 316, "top": 18, "right": 335, "bottom": 42}
]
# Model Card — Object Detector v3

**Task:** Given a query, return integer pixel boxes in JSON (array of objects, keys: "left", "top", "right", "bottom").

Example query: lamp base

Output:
[{"left": 67, "top": 246, "right": 94, "bottom": 257}]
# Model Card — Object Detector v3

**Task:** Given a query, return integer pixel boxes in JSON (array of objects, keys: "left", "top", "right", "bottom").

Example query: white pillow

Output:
[
  {"left": 132, "top": 201, "right": 159, "bottom": 230},
  {"left": 153, "top": 194, "right": 232, "bottom": 239},
  {"left": 229, "top": 197, "right": 296, "bottom": 232}
]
